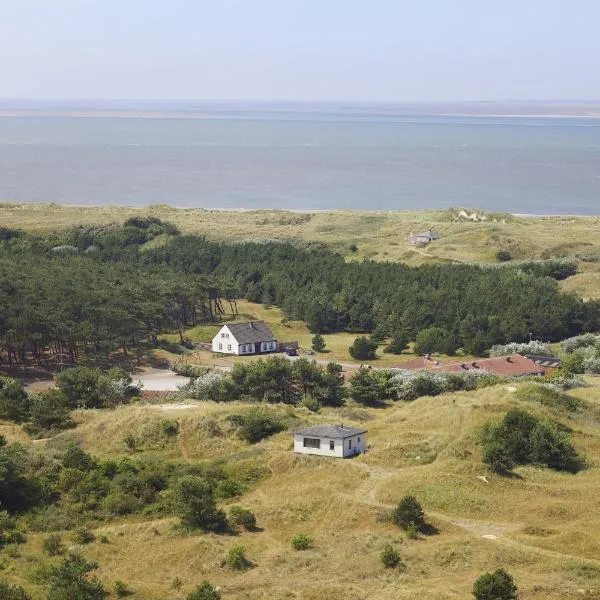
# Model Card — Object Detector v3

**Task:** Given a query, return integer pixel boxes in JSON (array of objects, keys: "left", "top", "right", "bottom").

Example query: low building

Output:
[
  {"left": 408, "top": 230, "right": 441, "bottom": 246},
  {"left": 395, "top": 354, "right": 547, "bottom": 377},
  {"left": 294, "top": 424, "right": 367, "bottom": 458},
  {"left": 212, "top": 321, "right": 277, "bottom": 355},
  {"left": 525, "top": 355, "right": 562, "bottom": 376}
]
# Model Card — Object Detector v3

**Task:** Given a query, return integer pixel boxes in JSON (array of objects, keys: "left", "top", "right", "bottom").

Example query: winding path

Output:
[{"left": 350, "top": 461, "right": 600, "bottom": 567}]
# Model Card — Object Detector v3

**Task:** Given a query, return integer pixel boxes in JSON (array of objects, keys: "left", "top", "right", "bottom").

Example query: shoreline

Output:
[{"left": 1, "top": 202, "right": 598, "bottom": 219}]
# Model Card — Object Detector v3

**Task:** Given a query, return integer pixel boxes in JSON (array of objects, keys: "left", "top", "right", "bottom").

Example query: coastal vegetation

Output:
[{"left": 1, "top": 206, "right": 600, "bottom": 598}]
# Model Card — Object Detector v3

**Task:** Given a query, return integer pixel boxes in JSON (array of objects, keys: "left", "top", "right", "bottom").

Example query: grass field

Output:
[
  {"left": 159, "top": 300, "right": 471, "bottom": 370},
  {"left": 4, "top": 380, "right": 600, "bottom": 599}
]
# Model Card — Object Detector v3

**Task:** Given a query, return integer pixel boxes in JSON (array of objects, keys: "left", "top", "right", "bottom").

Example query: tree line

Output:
[{"left": 1, "top": 219, "right": 597, "bottom": 366}]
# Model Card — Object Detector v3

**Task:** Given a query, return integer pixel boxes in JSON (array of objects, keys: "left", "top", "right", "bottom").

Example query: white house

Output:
[
  {"left": 212, "top": 321, "right": 277, "bottom": 356},
  {"left": 294, "top": 424, "right": 367, "bottom": 458},
  {"left": 408, "top": 230, "right": 441, "bottom": 246}
]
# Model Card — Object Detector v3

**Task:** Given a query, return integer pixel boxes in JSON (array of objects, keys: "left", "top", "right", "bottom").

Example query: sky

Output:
[{"left": 1, "top": 0, "right": 599, "bottom": 102}]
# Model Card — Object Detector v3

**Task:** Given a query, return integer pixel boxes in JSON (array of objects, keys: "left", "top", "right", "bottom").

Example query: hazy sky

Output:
[{"left": 1, "top": 0, "right": 599, "bottom": 102}]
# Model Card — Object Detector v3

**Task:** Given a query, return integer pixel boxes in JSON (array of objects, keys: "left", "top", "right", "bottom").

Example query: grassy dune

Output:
[{"left": 4, "top": 381, "right": 600, "bottom": 599}]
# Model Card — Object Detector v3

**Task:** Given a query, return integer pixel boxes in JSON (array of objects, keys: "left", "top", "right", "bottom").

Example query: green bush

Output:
[
  {"left": 160, "top": 419, "right": 180, "bottom": 436},
  {"left": 229, "top": 506, "right": 257, "bottom": 531},
  {"left": 0, "top": 581, "right": 31, "bottom": 600},
  {"left": 228, "top": 408, "right": 285, "bottom": 444},
  {"left": 480, "top": 409, "right": 583, "bottom": 473},
  {"left": 349, "top": 337, "right": 377, "bottom": 360},
  {"left": 70, "top": 527, "right": 96, "bottom": 545},
  {"left": 43, "top": 534, "right": 65, "bottom": 557},
  {"left": 225, "top": 545, "right": 252, "bottom": 570},
  {"left": 291, "top": 533, "right": 313, "bottom": 551},
  {"left": 214, "top": 479, "right": 246, "bottom": 500},
  {"left": 299, "top": 394, "right": 321, "bottom": 412},
  {"left": 46, "top": 553, "right": 106, "bottom": 600},
  {"left": 311, "top": 334, "right": 326, "bottom": 352},
  {"left": 187, "top": 581, "right": 221, "bottom": 600},
  {"left": 473, "top": 568, "right": 517, "bottom": 600},
  {"left": 114, "top": 580, "right": 131, "bottom": 597},
  {"left": 380, "top": 544, "right": 401, "bottom": 568},
  {"left": 174, "top": 476, "right": 228, "bottom": 532},
  {"left": 171, "top": 363, "right": 211, "bottom": 378},
  {"left": 393, "top": 496, "right": 425, "bottom": 531}
]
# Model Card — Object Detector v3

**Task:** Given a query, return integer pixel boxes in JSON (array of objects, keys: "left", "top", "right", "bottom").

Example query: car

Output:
[{"left": 285, "top": 348, "right": 298, "bottom": 357}]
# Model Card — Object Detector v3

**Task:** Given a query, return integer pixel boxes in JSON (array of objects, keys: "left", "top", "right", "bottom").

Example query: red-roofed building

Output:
[{"left": 394, "top": 354, "right": 547, "bottom": 377}]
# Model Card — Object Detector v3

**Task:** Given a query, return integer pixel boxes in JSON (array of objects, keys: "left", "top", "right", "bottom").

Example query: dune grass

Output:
[{"left": 4, "top": 379, "right": 600, "bottom": 599}]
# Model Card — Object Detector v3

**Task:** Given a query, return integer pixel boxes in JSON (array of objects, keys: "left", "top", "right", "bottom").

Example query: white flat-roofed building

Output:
[{"left": 294, "top": 424, "right": 367, "bottom": 458}]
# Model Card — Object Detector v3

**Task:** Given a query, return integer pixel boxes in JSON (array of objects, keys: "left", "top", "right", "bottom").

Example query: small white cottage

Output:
[
  {"left": 294, "top": 424, "right": 367, "bottom": 458},
  {"left": 212, "top": 321, "right": 277, "bottom": 355}
]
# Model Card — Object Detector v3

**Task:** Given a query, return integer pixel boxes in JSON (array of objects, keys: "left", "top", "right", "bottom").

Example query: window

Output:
[
  {"left": 227, "top": 344, "right": 232, "bottom": 351},
  {"left": 329, "top": 440, "right": 335, "bottom": 451},
  {"left": 218, "top": 343, "right": 222, "bottom": 350},
  {"left": 303, "top": 438, "right": 320, "bottom": 449},
  {"left": 240, "top": 346, "right": 245, "bottom": 353},
  {"left": 348, "top": 439, "right": 352, "bottom": 449},
  {"left": 357, "top": 437, "right": 361, "bottom": 443},
  {"left": 220, "top": 333, "right": 225, "bottom": 338}
]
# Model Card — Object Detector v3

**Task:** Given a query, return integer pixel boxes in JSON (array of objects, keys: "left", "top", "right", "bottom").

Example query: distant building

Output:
[
  {"left": 395, "top": 354, "right": 547, "bottom": 377},
  {"left": 525, "top": 355, "right": 562, "bottom": 376},
  {"left": 294, "top": 424, "right": 367, "bottom": 458},
  {"left": 212, "top": 321, "right": 277, "bottom": 355},
  {"left": 408, "top": 230, "right": 442, "bottom": 246}
]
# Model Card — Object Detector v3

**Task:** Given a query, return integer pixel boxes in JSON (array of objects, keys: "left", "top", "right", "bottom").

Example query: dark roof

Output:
[
  {"left": 525, "top": 355, "right": 562, "bottom": 368},
  {"left": 294, "top": 424, "right": 367, "bottom": 439},
  {"left": 225, "top": 321, "right": 275, "bottom": 344},
  {"left": 409, "top": 230, "right": 441, "bottom": 241}
]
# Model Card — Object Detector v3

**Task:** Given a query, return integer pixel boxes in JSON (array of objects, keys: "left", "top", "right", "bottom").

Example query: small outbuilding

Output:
[
  {"left": 294, "top": 424, "right": 367, "bottom": 458},
  {"left": 408, "top": 230, "right": 441, "bottom": 246}
]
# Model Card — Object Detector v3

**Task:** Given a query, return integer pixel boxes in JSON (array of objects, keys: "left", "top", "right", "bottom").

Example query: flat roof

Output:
[{"left": 295, "top": 424, "right": 367, "bottom": 439}]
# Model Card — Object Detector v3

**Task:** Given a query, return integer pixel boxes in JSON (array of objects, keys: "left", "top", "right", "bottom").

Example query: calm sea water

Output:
[{"left": 1, "top": 107, "right": 599, "bottom": 214}]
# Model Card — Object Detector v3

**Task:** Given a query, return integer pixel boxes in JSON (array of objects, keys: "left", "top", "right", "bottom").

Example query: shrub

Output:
[
  {"left": 160, "top": 419, "right": 180, "bottom": 436},
  {"left": 0, "top": 377, "right": 30, "bottom": 423},
  {"left": 560, "top": 351, "right": 586, "bottom": 375},
  {"left": 495, "top": 250, "right": 512, "bottom": 262},
  {"left": 393, "top": 496, "right": 425, "bottom": 531},
  {"left": 299, "top": 394, "right": 321, "bottom": 412},
  {"left": 172, "top": 363, "right": 211, "bottom": 378},
  {"left": 43, "top": 534, "right": 65, "bottom": 557},
  {"left": 180, "top": 371, "right": 240, "bottom": 402},
  {"left": 46, "top": 553, "right": 106, "bottom": 600},
  {"left": 349, "top": 337, "right": 377, "bottom": 360},
  {"left": 187, "top": 581, "right": 221, "bottom": 600},
  {"left": 561, "top": 333, "right": 598, "bottom": 354},
  {"left": 480, "top": 409, "right": 583, "bottom": 473},
  {"left": 0, "top": 512, "right": 26, "bottom": 548},
  {"left": 114, "top": 580, "right": 131, "bottom": 597},
  {"left": 229, "top": 506, "right": 257, "bottom": 531},
  {"left": 380, "top": 544, "right": 401, "bottom": 568},
  {"left": 71, "top": 527, "right": 96, "bottom": 545},
  {"left": 489, "top": 341, "right": 553, "bottom": 357},
  {"left": 473, "top": 568, "right": 517, "bottom": 600},
  {"left": 214, "top": 479, "right": 246, "bottom": 500},
  {"left": 0, "top": 581, "right": 31, "bottom": 600},
  {"left": 228, "top": 408, "right": 285, "bottom": 444},
  {"left": 225, "top": 545, "right": 252, "bottom": 570},
  {"left": 174, "top": 476, "right": 228, "bottom": 532},
  {"left": 25, "top": 390, "right": 75, "bottom": 435},
  {"left": 311, "top": 334, "right": 326, "bottom": 353},
  {"left": 383, "top": 333, "right": 409, "bottom": 354},
  {"left": 291, "top": 533, "right": 313, "bottom": 550}
]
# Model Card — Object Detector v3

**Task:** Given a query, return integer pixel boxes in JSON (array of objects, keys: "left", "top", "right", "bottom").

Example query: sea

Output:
[{"left": 0, "top": 101, "right": 599, "bottom": 214}]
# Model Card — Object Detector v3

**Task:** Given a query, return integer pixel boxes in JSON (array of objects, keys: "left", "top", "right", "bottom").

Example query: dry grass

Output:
[{"left": 5, "top": 379, "right": 600, "bottom": 599}]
